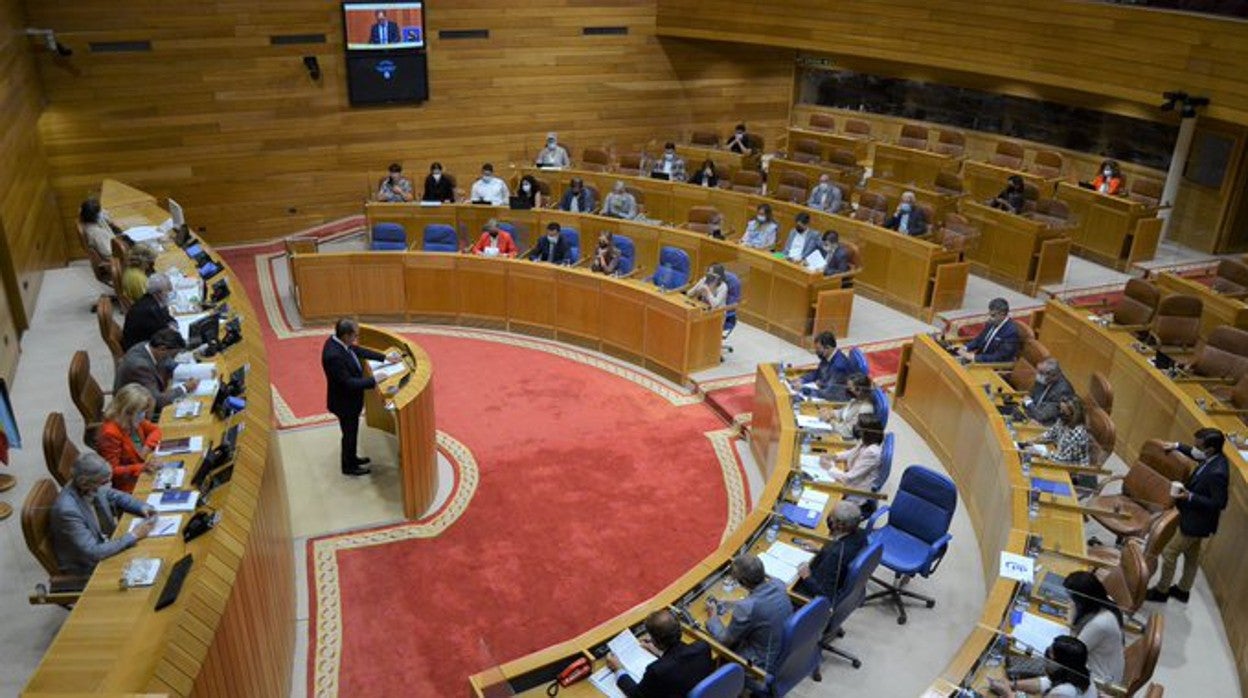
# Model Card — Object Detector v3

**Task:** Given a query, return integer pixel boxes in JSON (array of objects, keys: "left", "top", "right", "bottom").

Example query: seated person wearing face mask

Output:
[
  {"left": 782, "top": 212, "right": 822, "bottom": 265},
  {"left": 958, "top": 297, "right": 1021, "bottom": 364},
  {"left": 51, "top": 452, "right": 158, "bottom": 578},
  {"left": 601, "top": 181, "right": 638, "bottom": 220},
  {"left": 726, "top": 123, "right": 751, "bottom": 154},
  {"left": 535, "top": 132, "right": 570, "bottom": 168},
  {"left": 650, "top": 141, "right": 687, "bottom": 182},
  {"left": 115, "top": 328, "right": 199, "bottom": 410},
  {"left": 740, "top": 203, "right": 778, "bottom": 250},
  {"left": 591, "top": 231, "right": 621, "bottom": 275},
  {"left": 688, "top": 159, "right": 718, "bottom": 188},
  {"left": 97, "top": 383, "right": 163, "bottom": 493},
  {"left": 422, "top": 162, "right": 455, "bottom": 203},
  {"left": 1091, "top": 159, "right": 1124, "bottom": 196},
  {"left": 990, "top": 174, "right": 1027, "bottom": 214},
  {"left": 558, "top": 177, "right": 596, "bottom": 213},
  {"left": 121, "top": 273, "right": 177, "bottom": 351},
  {"left": 883, "top": 191, "right": 928, "bottom": 236},
  {"left": 818, "top": 373, "right": 875, "bottom": 439},
  {"left": 528, "top": 222, "right": 571, "bottom": 264},
  {"left": 798, "top": 330, "right": 850, "bottom": 401},
  {"left": 794, "top": 501, "right": 868, "bottom": 603},
  {"left": 705, "top": 553, "right": 793, "bottom": 674},
  {"left": 514, "top": 174, "right": 543, "bottom": 209},
  {"left": 686, "top": 264, "right": 728, "bottom": 309},
  {"left": 376, "top": 163, "right": 414, "bottom": 203},
  {"left": 470, "top": 219, "right": 518, "bottom": 257},
  {"left": 818, "top": 414, "right": 885, "bottom": 497},
  {"left": 1024, "top": 358, "right": 1075, "bottom": 426},
  {"left": 469, "top": 163, "right": 510, "bottom": 206},
  {"left": 807, "top": 174, "right": 844, "bottom": 213},
  {"left": 820, "top": 230, "right": 852, "bottom": 275}
]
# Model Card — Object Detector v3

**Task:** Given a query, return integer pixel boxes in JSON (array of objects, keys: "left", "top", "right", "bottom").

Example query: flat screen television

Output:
[{"left": 342, "top": 1, "right": 429, "bottom": 106}]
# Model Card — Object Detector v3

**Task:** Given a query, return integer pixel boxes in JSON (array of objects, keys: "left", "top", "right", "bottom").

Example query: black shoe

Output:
[
  {"left": 1168, "top": 586, "right": 1190, "bottom": 603},
  {"left": 342, "top": 466, "right": 372, "bottom": 476},
  {"left": 1145, "top": 587, "right": 1169, "bottom": 603},
  {"left": 353, "top": 457, "right": 371, "bottom": 466}
]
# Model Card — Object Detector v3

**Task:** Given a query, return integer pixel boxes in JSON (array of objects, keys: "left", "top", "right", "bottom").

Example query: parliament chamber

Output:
[{"left": 2, "top": 1, "right": 1248, "bottom": 697}]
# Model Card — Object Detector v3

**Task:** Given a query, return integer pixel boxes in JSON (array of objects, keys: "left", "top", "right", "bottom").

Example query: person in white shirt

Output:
[
  {"left": 650, "top": 141, "right": 687, "bottom": 182},
  {"left": 79, "top": 198, "right": 116, "bottom": 258},
  {"left": 740, "top": 203, "right": 778, "bottom": 250},
  {"left": 806, "top": 174, "right": 843, "bottom": 213},
  {"left": 535, "top": 132, "right": 570, "bottom": 168},
  {"left": 686, "top": 264, "right": 728, "bottom": 309},
  {"left": 819, "top": 414, "right": 885, "bottom": 497},
  {"left": 781, "top": 212, "right": 822, "bottom": 264},
  {"left": 818, "top": 374, "right": 875, "bottom": 439},
  {"left": 469, "top": 163, "right": 509, "bottom": 206},
  {"left": 601, "top": 181, "right": 638, "bottom": 220}
]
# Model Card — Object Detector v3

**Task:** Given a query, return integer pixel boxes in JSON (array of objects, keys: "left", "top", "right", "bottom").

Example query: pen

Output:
[{"left": 157, "top": 520, "right": 177, "bottom": 536}]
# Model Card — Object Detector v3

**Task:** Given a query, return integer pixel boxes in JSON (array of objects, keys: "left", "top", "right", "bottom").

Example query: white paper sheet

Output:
[
  {"left": 766, "top": 540, "right": 816, "bottom": 568},
  {"left": 588, "top": 667, "right": 627, "bottom": 698},
  {"left": 124, "top": 225, "right": 164, "bottom": 242},
  {"left": 173, "top": 363, "right": 217, "bottom": 381},
  {"left": 804, "top": 249, "right": 826, "bottom": 271},
  {"left": 1011, "top": 611, "right": 1067, "bottom": 653},
  {"left": 797, "top": 489, "right": 830, "bottom": 511},
  {"left": 130, "top": 514, "right": 184, "bottom": 537},
  {"left": 999, "top": 551, "right": 1035, "bottom": 584},
  {"left": 605, "top": 630, "right": 656, "bottom": 683}
]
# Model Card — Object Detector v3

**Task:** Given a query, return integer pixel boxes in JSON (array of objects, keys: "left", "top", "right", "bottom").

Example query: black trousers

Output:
[{"left": 335, "top": 410, "right": 361, "bottom": 472}]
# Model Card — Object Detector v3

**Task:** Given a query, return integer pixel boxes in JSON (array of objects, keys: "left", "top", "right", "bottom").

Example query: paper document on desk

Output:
[
  {"left": 799, "top": 455, "right": 834, "bottom": 483},
  {"left": 367, "top": 360, "right": 408, "bottom": 383},
  {"left": 124, "top": 225, "right": 164, "bottom": 242},
  {"left": 146, "top": 489, "right": 200, "bottom": 513},
  {"left": 767, "top": 541, "right": 816, "bottom": 568},
  {"left": 588, "top": 667, "right": 627, "bottom": 698},
  {"left": 1011, "top": 611, "right": 1067, "bottom": 653},
  {"left": 804, "top": 249, "right": 826, "bottom": 272},
  {"left": 173, "top": 363, "right": 217, "bottom": 381},
  {"left": 759, "top": 541, "right": 814, "bottom": 585},
  {"left": 797, "top": 488, "right": 830, "bottom": 511},
  {"left": 606, "top": 630, "right": 656, "bottom": 682},
  {"left": 130, "top": 514, "right": 183, "bottom": 537},
  {"left": 795, "top": 414, "right": 833, "bottom": 432},
  {"left": 187, "top": 379, "right": 219, "bottom": 398},
  {"left": 173, "top": 400, "right": 201, "bottom": 419}
]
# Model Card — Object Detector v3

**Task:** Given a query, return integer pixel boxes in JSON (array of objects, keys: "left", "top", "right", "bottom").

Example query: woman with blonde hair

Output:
[
  {"left": 122, "top": 243, "right": 158, "bottom": 305},
  {"left": 97, "top": 383, "right": 162, "bottom": 493}
]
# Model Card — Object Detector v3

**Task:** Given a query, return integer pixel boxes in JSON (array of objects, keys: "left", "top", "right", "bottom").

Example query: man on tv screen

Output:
[{"left": 369, "top": 10, "right": 401, "bottom": 45}]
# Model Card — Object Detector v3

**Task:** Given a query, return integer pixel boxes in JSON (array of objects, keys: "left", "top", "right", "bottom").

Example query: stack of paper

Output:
[
  {"left": 129, "top": 514, "right": 183, "bottom": 537},
  {"left": 588, "top": 667, "right": 627, "bottom": 698},
  {"left": 154, "top": 466, "right": 186, "bottom": 490},
  {"left": 799, "top": 453, "right": 834, "bottom": 483},
  {"left": 121, "top": 558, "right": 163, "bottom": 588},
  {"left": 796, "top": 414, "right": 834, "bottom": 432},
  {"left": 123, "top": 225, "right": 164, "bottom": 243},
  {"left": 173, "top": 401, "right": 202, "bottom": 419},
  {"left": 606, "top": 630, "right": 657, "bottom": 683},
  {"left": 804, "top": 249, "right": 826, "bottom": 271},
  {"left": 797, "top": 488, "right": 830, "bottom": 511},
  {"left": 147, "top": 489, "right": 200, "bottom": 513},
  {"left": 758, "top": 540, "right": 815, "bottom": 585},
  {"left": 188, "top": 379, "right": 219, "bottom": 398},
  {"left": 368, "top": 360, "right": 408, "bottom": 383},
  {"left": 1010, "top": 611, "right": 1067, "bottom": 653}
]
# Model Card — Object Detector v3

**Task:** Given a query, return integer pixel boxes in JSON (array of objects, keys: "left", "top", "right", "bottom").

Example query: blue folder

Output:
[
  {"left": 780, "top": 503, "right": 821, "bottom": 528},
  {"left": 1030, "top": 477, "right": 1072, "bottom": 497}
]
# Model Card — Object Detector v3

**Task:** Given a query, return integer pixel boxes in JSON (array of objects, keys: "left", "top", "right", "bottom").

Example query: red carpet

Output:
[{"left": 216, "top": 232, "right": 741, "bottom": 696}]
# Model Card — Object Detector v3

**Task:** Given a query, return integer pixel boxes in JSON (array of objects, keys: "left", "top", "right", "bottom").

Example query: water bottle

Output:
[
  {"left": 766, "top": 520, "right": 781, "bottom": 543},
  {"left": 1011, "top": 589, "right": 1028, "bottom": 628},
  {"left": 789, "top": 476, "right": 804, "bottom": 501}
]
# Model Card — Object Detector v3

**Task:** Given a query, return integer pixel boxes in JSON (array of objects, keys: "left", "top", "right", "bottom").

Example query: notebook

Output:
[
  {"left": 146, "top": 489, "right": 200, "bottom": 513},
  {"left": 1030, "top": 477, "right": 1071, "bottom": 497},
  {"left": 156, "top": 435, "right": 204, "bottom": 456},
  {"left": 780, "top": 503, "right": 820, "bottom": 528}
]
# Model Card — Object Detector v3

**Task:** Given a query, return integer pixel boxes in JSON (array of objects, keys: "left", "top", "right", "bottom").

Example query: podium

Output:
[{"left": 359, "top": 325, "right": 438, "bottom": 519}]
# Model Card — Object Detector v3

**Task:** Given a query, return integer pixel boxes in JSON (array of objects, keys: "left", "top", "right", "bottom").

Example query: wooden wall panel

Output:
[
  {"left": 24, "top": 1, "right": 794, "bottom": 248},
  {"left": 657, "top": 0, "right": 1248, "bottom": 126},
  {"left": 1, "top": 0, "right": 63, "bottom": 374}
]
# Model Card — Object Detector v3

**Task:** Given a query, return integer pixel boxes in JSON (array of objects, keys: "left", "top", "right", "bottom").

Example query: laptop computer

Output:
[
  {"left": 649, "top": 171, "right": 671, "bottom": 181},
  {"left": 508, "top": 196, "right": 532, "bottom": 210}
]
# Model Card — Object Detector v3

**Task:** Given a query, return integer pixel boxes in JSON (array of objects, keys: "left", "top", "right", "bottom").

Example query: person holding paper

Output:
[
  {"left": 121, "top": 273, "right": 177, "bottom": 350},
  {"left": 819, "top": 414, "right": 885, "bottom": 495},
  {"left": 705, "top": 554, "right": 793, "bottom": 673},
  {"left": 322, "top": 318, "right": 402, "bottom": 477},
  {"left": 469, "top": 220, "right": 518, "bottom": 258},
  {"left": 988, "top": 635, "right": 1098, "bottom": 697},
  {"left": 820, "top": 230, "right": 852, "bottom": 276},
  {"left": 781, "top": 212, "right": 821, "bottom": 265},
  {"left": 798, "top": 331, "right": 850, "bottom": 401},
  {"left": 605, "top": 609, "right": 714, "bottom": 698},
  {"left": 115, "top": 328, "right": 199, "bottom": 410},
  {"left": 97, "top": 383, "right": 163, "bottom": 493},
  {"left": 50, "top": 452, "right": 157, "bottom": 577},
  {"left": 818, "top": 373, "right": 875, "bottom": 439},
  {"left": 794, "top": 501, "right": 867, "bottom": 604},
  {"left": 1147, "top": 428, "right": 1230, "bottom": 604}
]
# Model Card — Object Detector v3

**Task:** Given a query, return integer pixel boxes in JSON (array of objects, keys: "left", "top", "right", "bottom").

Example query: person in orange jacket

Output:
[{"left": 97, "top": 383, "right": 162, "bottom": 493}]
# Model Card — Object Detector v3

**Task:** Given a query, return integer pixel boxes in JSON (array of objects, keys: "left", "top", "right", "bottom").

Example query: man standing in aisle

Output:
[
  {"left": 322, "top": 318, "right": 401, "bottom": 476},
  {"left": 369, "top": 10, "right": 401, "bottom": 45}
]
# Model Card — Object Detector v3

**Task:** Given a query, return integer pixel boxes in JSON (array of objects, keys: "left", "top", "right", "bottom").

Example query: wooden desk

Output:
[
  {"left": 1039, "top": 300, "right": 1248, "bottom": 692},
  {"left": 357, "top": 326, "right": 438, "bottom": 520},
  {"left": 291, "top": 251, "right": 723, "bottom": 385},
  {"left": 872, "top": 142, "right": 960, "bottom": 187},
  {"left": 1155, "top": 272, "right": 1248, "bottom": 338},
  {"left": 22, "top": 181, "right": 293, "bottom": 698},
  {"left": 961, "top": 160, "right": 1063, "bottom": 205},
  {"left": 767, "top": 157, "right": 861, "bottom": 200},
  {"left": 519, "top": 169, "right": 964, "bottom": 320},
  {"left": 1056, "top": 182, "right": 1161, "bottom": 266},
  {"left": 786, "top": 127, "right": 871, "bottom": 165},
  {"left": 959, "top": 200, "right": 1069, "bottom": 292},
  {"left": 676, "top": 143, "right": 752, "bottom": 176}
]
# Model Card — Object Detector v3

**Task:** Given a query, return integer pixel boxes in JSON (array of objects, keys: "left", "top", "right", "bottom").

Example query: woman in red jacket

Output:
[
  {"left": 469, "top": 219, "right": 518, "bottom": 257},
  {"left": 1091, "top": 159, "right": 1125, "bottom": 195},
  {"left": 97, "top": 383, "right": 162, "bottom": 492}
]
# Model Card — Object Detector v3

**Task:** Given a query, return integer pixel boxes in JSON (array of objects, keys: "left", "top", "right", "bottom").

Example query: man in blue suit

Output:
[
  {"left": 706, "top": 554, "right": 794, "bottom": 673},
  {"left": 368, "top": 11, "right": 401, "bottom": 44},
  {"left": 960, "top": 298, "right": 1021, "bottom": 363},
  {"left": 799, "top": 331, "right": 850, "bottom": 401},
  {"left": 1148, "top": 428, "right": 1230, "bottom": 604}
]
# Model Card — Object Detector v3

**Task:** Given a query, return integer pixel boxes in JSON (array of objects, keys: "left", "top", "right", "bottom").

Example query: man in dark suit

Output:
[
  {"left": 321, "top": 318, "right": 400, "bottom": 476},
  {"left": 883, "top": 191, "right": 929, "bottom": 236},
  {"left": 528, "top": 223, "right": 571, "bottom": 264},
  {"left": 115, "top": 328, "right": 199, "bottom": 410},
  {"left": 960, "top": 298, "right": 1022, "bottom": 363},
  {"left": 821, "top": 230, "right": 852, "bottom": 276},
  {"left": 557, "top": 178, "right": 596, "bottom": 213},
  {"left": 368, "top": 10, "right": 401, "bottom": 44},
  {"left": 799, "top": 330, "right": 850, "bottom": 401},
  {"left": 606, "top": 609, "right": 714, "bottom": 698},
  {"left": 795, "top": 501, "right": 867, "bottom": 604},
  {"left": 1024, "top": 358, "right": 1075, "bottom": 425},
  {"left": 1148, "top": 428, "right": 1230, "bottom": 604},
  {"left": 121, "top": 273, "right": 176, "bottom": 350}
]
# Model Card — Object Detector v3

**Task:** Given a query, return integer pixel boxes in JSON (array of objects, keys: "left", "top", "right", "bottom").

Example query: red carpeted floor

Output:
[{"left": 216, "top": 234, "right": 739, "bottom": 696}]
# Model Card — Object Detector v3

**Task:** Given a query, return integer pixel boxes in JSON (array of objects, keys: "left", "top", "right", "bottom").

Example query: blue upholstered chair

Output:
[
  {"left": 422, "top": 224, "right": 459, "bottom": 252},
  {"left": 721, "top": 270, "right": 742, "bottom": 357},
  {"left": 752, "top": 596, "right": 831, "bottom": 696},
  {"left": 560, "top": 227, "right": 580, "bottom": 264},
  {"left": 649, "top": 247, "right": 691, "bottom": 290},
  {"left": 870, "top": 387, "right": 890, "bottom": 428},
  {"left": 614, "top": 235, "right": 636, "bottom": 275},
  {"left": 864, "top": 465, "right": 957, "bottom": 624},
  {"left": 370, "top": 223, "right": 407, "bottom": 251},
  {"left": 687, "top": 663, "right": 744, "bottom": 698},
  {"left": 820, "top": 541, "right": 885, "bottom": 669},
  {"left": 849, "top": 347, "right": 869, "bottom": 378}
]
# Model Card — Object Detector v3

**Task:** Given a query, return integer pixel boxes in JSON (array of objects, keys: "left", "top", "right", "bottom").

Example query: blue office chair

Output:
[
  {"left": 821, "top": 541, "right": 884, "bottom": 669},
  {"left": 560, "top": 227, "right": 580, "bottom": 264},
  {"left": 870, "top": 387, "right": 890, "bottom": 428},
  {"left": 649, "top": 247, "right": 691, "bottom": 290},
  {"left": 370, "top": 223, "right": 407, "bottom": 251},
  {"left": 753, "top": 596, "right": 831, "bottom": 696},
  {"left": 859, "top": 433, "right": 894, "bottom": 518},
  {"left": 688, "top": 663, "right": 744, "bottom": 698},
  {"left": 613, "top": 235, "right": 636, "bottom": 275},
  {"left": 422, "top": 224, "right": 459, "bottom": 252},
  {"left": 722, "top": 270, "right": 742, "bottom": 357},
  {"left": 864, "top": 465, "right": 957, "bottom": 624},
  {"left": 849, "top": 347, "right": 869, "bottom": 378}
]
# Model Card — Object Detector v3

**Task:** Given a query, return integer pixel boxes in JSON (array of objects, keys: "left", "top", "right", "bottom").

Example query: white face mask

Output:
[
  {"left": 481, "top": 174, "right": 492, "bottom": 182},
  {"left": 1190, "top": 447, "right": 1206, "bottom": 460},
  {"left": 136, "top": 411, "right": 147, "bottom": 423},
  {"left": 547, "top": 140, "right": 556, "bottom": 147},
  {"left": 547, "top": 234, "right": 559, "bottom": 243},
  {"left": 521, "top": 182, "right": 531, "bottom": 192},
  {"left": 1103, "top": 168, "right": 1113, "bottom": 177},
  {"left": 432, "top": 172, "right": 441, "bottom": 180},
  {"left": 756, "top": 214, "right": 766, "bottom": 223},
  {"left": 665, "top": 152, "right": 674, "bottom": 160}
]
